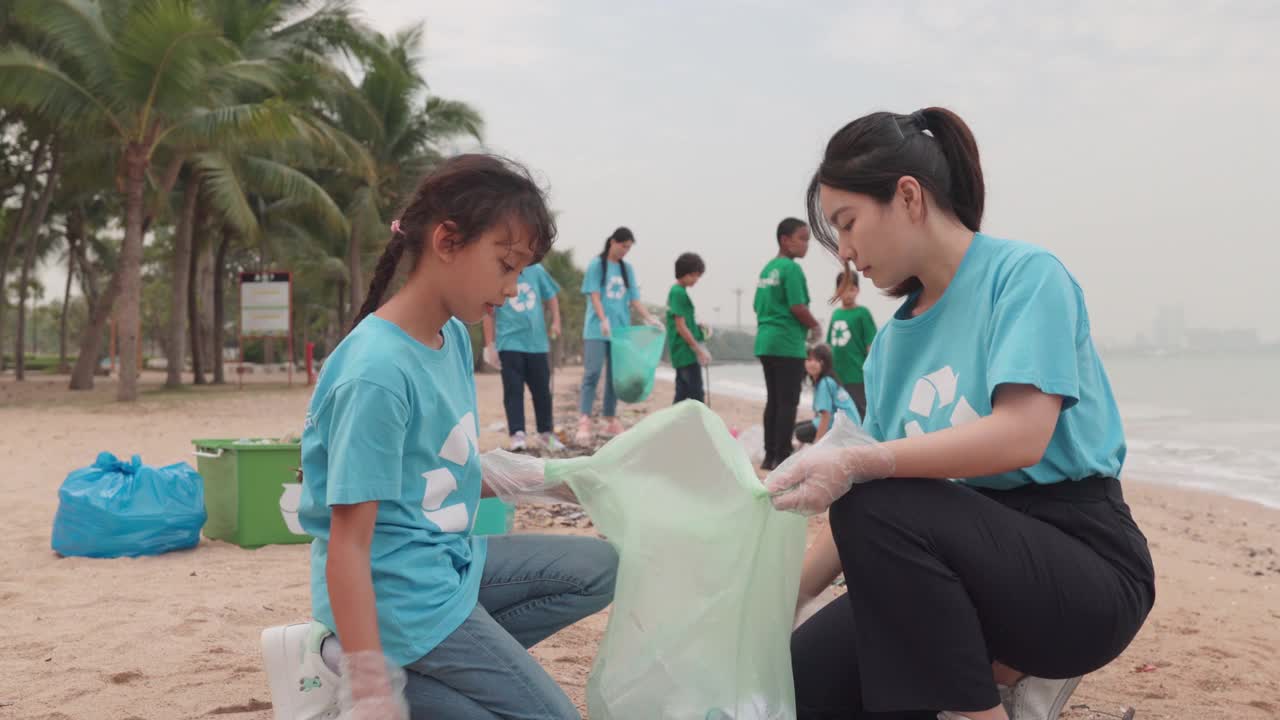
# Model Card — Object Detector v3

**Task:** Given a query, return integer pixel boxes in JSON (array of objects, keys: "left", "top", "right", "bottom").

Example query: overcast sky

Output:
[{"left": 28, "top": 1, "right": 1274, "bottom": 344}]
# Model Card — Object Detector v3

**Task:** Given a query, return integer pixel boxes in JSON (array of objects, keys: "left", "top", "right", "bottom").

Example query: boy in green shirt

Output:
[
  {"left": 826, "top": 271, "right": 877, "bottom": 417},
  {"left": 666, "top": 252, "right": 711, "bottom": 403},
  {"left": 753, "top": 218, "right": 821, "bottom": 470}
]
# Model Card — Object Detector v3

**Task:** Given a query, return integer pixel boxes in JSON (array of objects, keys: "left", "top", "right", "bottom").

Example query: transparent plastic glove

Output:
[
  {"left": 600, "top": 318, "right": 612, "bottom": 338},
  {"left": 806, "top": 325, "right": 823, "bottom": 345},
  {"left": 766, "top": 444, "right": 894, "bottom": 514},
  {"left": 700, "top": 323, "right": 714, "bottom": 340},
  {"left": 480, "top": 449, "right": 577, "bottom": 504},
  {"left": 765, "top": 415, "right": 895, "bottom": 515},
  {"left": 696, "top": 344, "right": 713, "bottom": 367},
  {"left": 549, "top": 318, "right": 562, "bottom": 340},
  {"left": 339, "top": 651, "right": 408, "bottom": 720},
  {"left": 645, "top": 315, "right": 664, "bottom": 330},
  {"left": 482, "top": 346, "right": 502, "bottom": 371}
]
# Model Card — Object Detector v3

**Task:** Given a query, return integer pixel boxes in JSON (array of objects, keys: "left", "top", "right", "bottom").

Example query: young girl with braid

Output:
[{"left": 261, "top": 155, "right": 617, "bottom": 720}]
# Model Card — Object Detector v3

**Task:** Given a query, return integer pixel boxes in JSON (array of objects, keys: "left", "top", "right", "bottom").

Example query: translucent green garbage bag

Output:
[
  {"left": 610, "top": 325, "right": 666, "bottom": 403},
  {"left": 546, "top": 401, "right": 807, "bottom": 719}
]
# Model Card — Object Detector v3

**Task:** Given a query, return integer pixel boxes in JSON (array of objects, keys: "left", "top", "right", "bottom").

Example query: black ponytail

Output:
[
  {"left": 806, "top": 106, "right": 985, "bottom": 297},
  {"left": 597, "top": 226, "right": 635, "bottom": 292},
  {"left": 350, "top": 154, "right": 556, "bottom": 331}
]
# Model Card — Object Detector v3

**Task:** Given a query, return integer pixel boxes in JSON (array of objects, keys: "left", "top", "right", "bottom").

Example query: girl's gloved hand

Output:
[
  {"left": 482, "top": 346, "right": 502, "bottom": 371},
  {"left": 339, "top": 651, "right": 408, "bottom": 720},
  {"left": 645, "top": 315, "right": 664, "bottom": 330},
  {"left": 765, "top": 443, "right": 895, "bottom": 515},
  {"left": 600, "top": 318, "right": 612, "bottom": 338},
  {"left": 481, "top": 450, "right": 578, "bottom": 505}
]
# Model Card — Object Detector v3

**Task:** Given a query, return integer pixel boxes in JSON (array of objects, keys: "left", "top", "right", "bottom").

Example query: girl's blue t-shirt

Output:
[
  {"left": 581, "top": 256, "right": 640, "bottom": 341},
  {"left": 862, "top": 233, "right": 1126, "bottom": 490},
  {"left": 299, "top": 315, "right": 486, "bottom": 666},
  {"left": 495, "top": 264, "right": 561, "bottom": 353},
  {"left": 812, "top": 375, "right": 862, "bottom": 428}
]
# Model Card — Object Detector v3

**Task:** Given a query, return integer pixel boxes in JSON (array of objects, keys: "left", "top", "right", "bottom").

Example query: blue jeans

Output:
[
  {"left": 578, "top": 339, "right": 617, "bottom": 417},
  {"left": 404, "top": 534, "right": 618, "bottom": 719}
]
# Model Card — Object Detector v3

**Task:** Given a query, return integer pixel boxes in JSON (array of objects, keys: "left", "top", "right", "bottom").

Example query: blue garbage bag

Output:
[{"left": 51, "top": 452, "right": 206, "bottom": 558}]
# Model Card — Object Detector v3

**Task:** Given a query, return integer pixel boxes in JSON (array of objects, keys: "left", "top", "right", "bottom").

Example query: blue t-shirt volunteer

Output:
[
  {"left": 299, "top": 315, "right": 486, "bottom": 666},
  {"left": 812, "top": 375, "right": 862, "bottom": 428},
  {"left": 862, "top": 233, "right": 1126, "bottom": 490},
  {"left": 495, "top": 264, "right": 561, "bottom": 354},
  {"left": 581, "top": 256, "right": 640, "bottom": 341}
]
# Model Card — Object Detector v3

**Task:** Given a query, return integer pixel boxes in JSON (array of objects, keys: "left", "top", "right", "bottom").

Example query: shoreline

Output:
[{"left": 1, "top": 368, "right": 1277, "bottom": 719}]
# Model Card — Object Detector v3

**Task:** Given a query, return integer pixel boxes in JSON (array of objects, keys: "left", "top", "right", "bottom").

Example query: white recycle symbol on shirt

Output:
[
  {"left": 509, "top": 282, "right": 537, "bottom": 313},
  {"left": 830, "top": 320, "right": 852, "bottom": 347},
  {"left": 903, "top": 366, "right": 981, "bottom": 438},
  {"left": 605, "top": 275, "right": 627, "bottom": 301},
  {"left": 420, "top": 411, "right": 478, "bottom": 533}
]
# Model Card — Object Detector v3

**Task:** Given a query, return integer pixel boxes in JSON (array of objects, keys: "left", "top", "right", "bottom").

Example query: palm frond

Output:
[
  {"left": 157, "top": 99, "right": 297, "bottom": 150},
  {"left": 241, "top": 155, "right": 346, "bottom": 235},
  {"left": 11, "top": 0, "right": 116, "bottom": 94},
  {"left": 193, "top": 151, "right": 257, "bottom": 239},
  {"left": 0, "top": 44, "right": 124, "bottom": 136}
]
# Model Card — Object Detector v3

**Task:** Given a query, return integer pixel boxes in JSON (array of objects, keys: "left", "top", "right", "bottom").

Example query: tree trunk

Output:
[
  {"left": 189, "top": 187, "right": 209, "bottom": 385},
  {"left": 165, "top": 172, "right": 198, "bottom": 387},
  {"left": 347, "top": 225, "right": 363, "bottom": 324},
  {"left": 0, "top": 139, "right": 46, "bottom": 371},
  {"left": 188, "top": 223, "right": 204, "bottom": 385},
  {"left": 15, "top": 143, "right": 61, "bottom": 381},
  {"left": 58, "top": 210, "right": 80, "bottom": 373},
  {"left": 198, "top": 239, "right": 214, "bottom": 377},
  {"left": 68, "top": 207, "right": 113, "bottom": 391},
  {"left": 116, "top": 143, "right": 149, "bottom": 402},
  {"left": 211, "top": 226, "right": 231, "bottom": 384}
]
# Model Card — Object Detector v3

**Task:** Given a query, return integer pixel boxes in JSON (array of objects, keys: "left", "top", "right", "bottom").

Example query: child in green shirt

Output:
[
  {"left": 666, "top": 252, "right": 711, "bottom": 403},
  {"left": 826, "top": 271, "right": 876, "bottom": 417}
]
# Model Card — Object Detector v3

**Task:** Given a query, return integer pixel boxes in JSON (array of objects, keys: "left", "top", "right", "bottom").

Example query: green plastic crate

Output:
[{"left": 192, "top": 439, "right": 513, "bottom": 548}]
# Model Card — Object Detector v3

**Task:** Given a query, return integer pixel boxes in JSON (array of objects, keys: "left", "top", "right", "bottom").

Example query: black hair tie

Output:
[{"left": 910, "top": 109, "right": 929, "bottom": 132}]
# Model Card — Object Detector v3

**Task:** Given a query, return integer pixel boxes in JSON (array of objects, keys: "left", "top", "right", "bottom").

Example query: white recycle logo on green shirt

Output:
[
  {"left": 420, "top": 412, "right": 478, "bottom": 533},
  {"left": 830, "top": 320, "right": 852, "bottom": 347}
]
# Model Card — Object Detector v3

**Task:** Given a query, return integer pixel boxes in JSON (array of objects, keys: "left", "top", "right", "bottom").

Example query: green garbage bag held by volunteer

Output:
[
  {"left": 609, "top": 325, "right": 666, "bottom": 403},
  {"left": 546, "top": 401, "right": 807, "bottom": 719}
]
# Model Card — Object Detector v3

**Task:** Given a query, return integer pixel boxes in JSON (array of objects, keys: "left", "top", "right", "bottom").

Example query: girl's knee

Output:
[{"left": 573, "top": 538, "right": 618, "bottom": 608}]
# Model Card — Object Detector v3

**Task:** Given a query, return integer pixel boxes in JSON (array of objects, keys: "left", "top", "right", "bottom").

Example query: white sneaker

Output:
[
  {"left": 542, "top": 432, "right": 566, "bottom": 452},
  {"left": 1002, "top": 675, "right": 1082, "bottom": 720},
  {"left": 510, "top": 431, "right": 527, "bottom": 451},
  {"left": 261, "top": 622, "right": 341, "bottom": 720}
]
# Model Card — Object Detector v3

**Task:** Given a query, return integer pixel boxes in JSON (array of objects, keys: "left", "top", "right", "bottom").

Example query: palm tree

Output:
[
  {"left": 331, "top": 25, "right": 483, "bottom": 320},
  {"left": 0, "top": 0, "right": 298, "bottom": 400}
]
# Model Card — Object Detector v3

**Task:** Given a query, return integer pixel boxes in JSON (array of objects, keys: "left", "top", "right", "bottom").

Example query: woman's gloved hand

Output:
[
  {"left": 765, "top": 443, "right": 895, "bottom": 515},
  {"left": 480, "top": 450, "right": 578, "bottom": 505},
  {"left": 339, "top": 651, "right": 409, "bottom": 720}
]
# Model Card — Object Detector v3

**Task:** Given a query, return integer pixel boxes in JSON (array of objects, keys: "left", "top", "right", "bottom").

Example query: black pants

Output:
[
  {"left": 844, "top": 382, "right": 866, "bottom": 418},
  {"left": 499, "top": 351, "right": 553, "bottom": 435},
  {"left": 759, "top": 356, "right": 807, "bottom": 465},
  {"left": 794, "top": 420, "right": 817, "bottom": 445},
  {"left": 673, "top": 364, "right": 705, "bottom": 404},
  {"left": 792, "top": 477, "right": 1155, "bottom": 719}
]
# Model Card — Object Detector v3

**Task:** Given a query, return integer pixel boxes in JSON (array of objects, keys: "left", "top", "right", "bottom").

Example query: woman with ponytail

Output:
[
  {"left": 261, "top": 155, "right": 617, "bottom": 719},
  {"left": 772, "top": 109, "right": 1154, "bottom": 720},
  {"left": 575, "top": 226, "right": 661, "bottom": 445}
]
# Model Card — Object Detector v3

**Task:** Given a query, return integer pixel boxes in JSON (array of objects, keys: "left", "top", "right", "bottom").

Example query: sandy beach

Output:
[{"left": 1, "top": 368, "right": 1277, "bottom": 719}]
